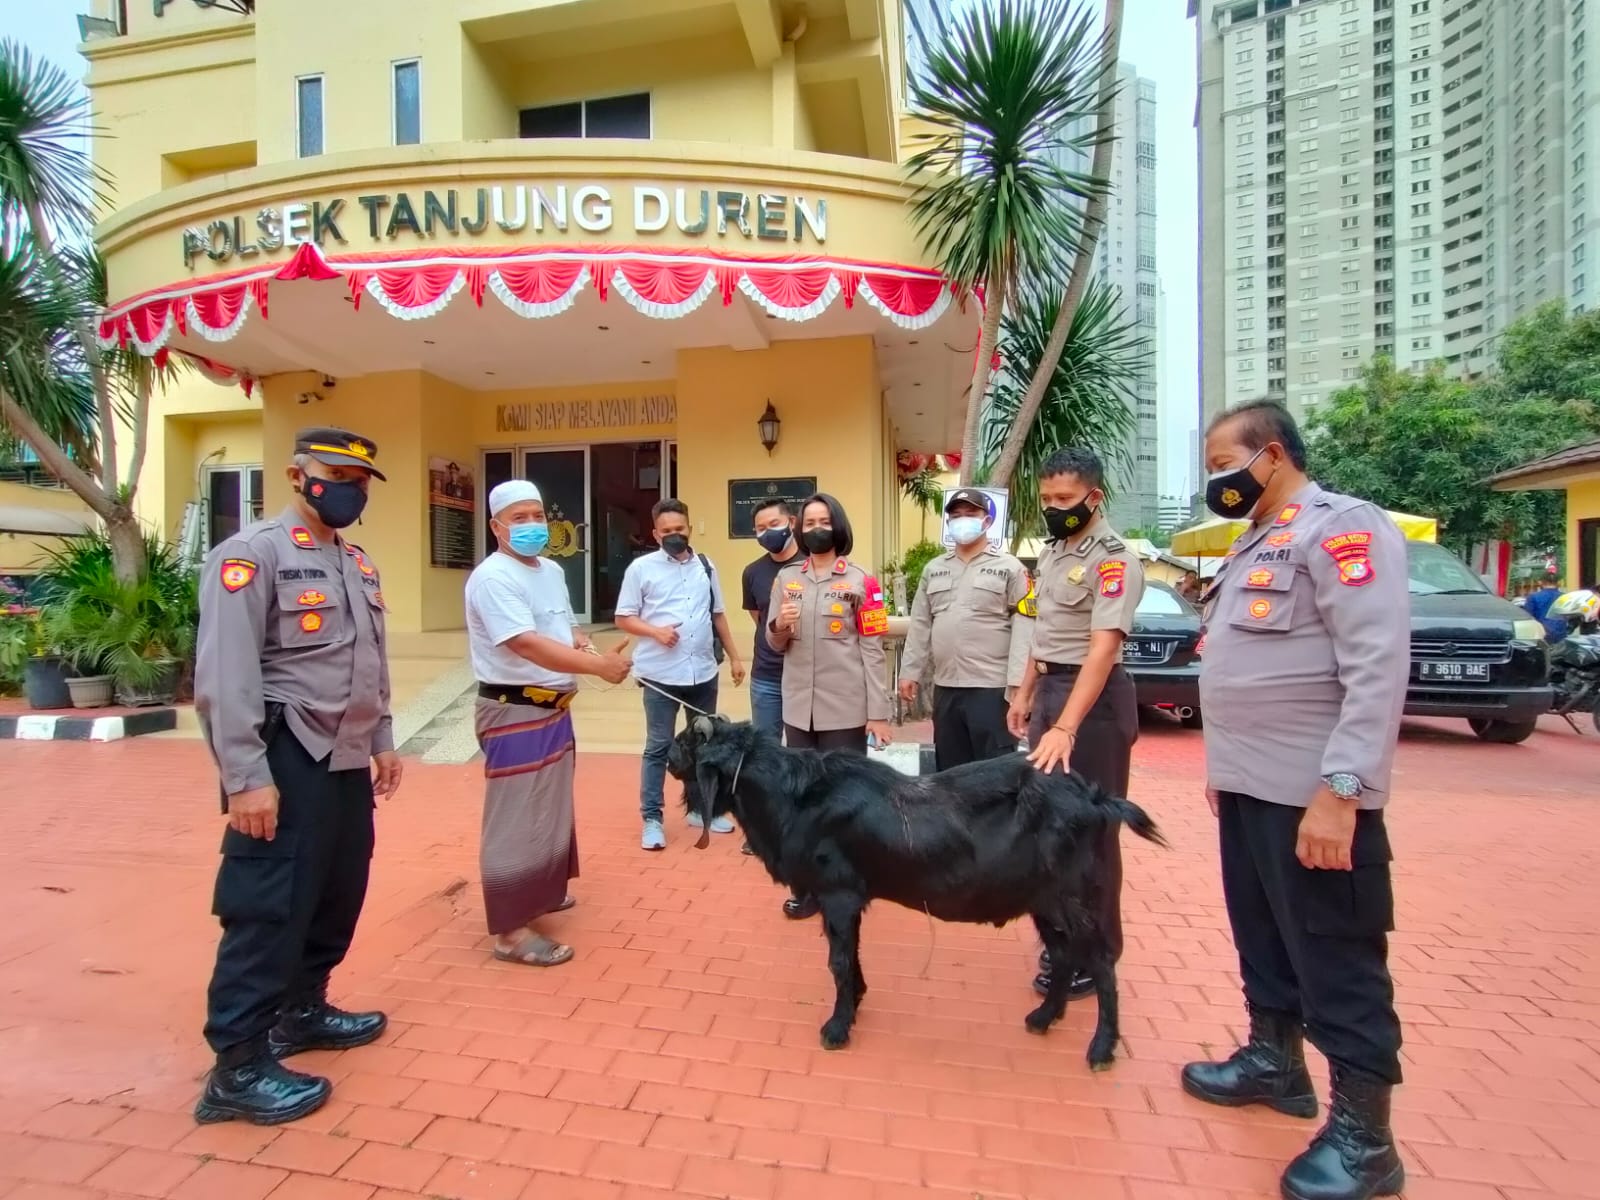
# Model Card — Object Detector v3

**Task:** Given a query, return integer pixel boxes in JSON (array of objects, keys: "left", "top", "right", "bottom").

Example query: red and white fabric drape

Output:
[{"left": 98, "top": 243, "right": 958, "bottom": 353}]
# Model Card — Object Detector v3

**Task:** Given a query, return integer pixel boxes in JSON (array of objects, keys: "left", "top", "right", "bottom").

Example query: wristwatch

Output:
[{"left": 1322, "top": 772, "right": 1362, "bottom": 800}]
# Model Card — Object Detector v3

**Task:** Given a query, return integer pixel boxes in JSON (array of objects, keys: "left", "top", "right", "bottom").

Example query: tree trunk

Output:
[
  {"left": 959, "top": 274, "right": 1008, "bottom": 485},
  {"left": 105, "top": 511, "right": 146, "bottom": 585},
  {"left": 987, "top": 0, "right": 1125, "bottom": 489}
]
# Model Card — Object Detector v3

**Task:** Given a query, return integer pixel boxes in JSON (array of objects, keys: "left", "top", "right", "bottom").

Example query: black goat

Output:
[{"left": 666, "top": 715, "right": 1165, "bottom": 1069}]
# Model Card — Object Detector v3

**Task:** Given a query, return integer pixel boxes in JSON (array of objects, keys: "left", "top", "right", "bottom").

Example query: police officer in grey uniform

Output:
[
  {"left": 1005, "top": 447, "right": 1145, "bottom": 1001},
  {"left": 899, "top": 488, "right": 1031, "bottom": 769},
  {"left": 1183, "top": 400, "right": 1408, "bottom": 1200},
  {"left": 192, "top": 428, "right": 400, "bottom": 1126}
]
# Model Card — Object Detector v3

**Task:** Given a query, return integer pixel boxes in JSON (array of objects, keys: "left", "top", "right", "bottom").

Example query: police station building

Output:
[{"left": 85, "top": 0, "right": 973, "bottom": 633}]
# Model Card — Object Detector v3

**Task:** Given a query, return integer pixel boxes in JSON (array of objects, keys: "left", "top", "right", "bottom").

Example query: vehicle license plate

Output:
[
  {"left": 1419, "top": 660, "right": 1491, "bottom": 681},
  {"left": 1123, "top": 638, "right": 1169, "bottom": 663}
]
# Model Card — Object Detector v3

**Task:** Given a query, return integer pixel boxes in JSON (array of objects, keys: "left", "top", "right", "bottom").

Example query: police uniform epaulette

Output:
[
  {"left": 1099, "top": 534, "right": 1126, "bottom": 552},
  {"left": 1315, "top": 490, "right": 1368, "bottom": 514}
]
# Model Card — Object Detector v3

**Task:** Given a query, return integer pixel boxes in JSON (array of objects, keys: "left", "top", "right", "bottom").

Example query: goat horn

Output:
[{"left": 692, "top": 714, "right": 715, "bottom": 737}]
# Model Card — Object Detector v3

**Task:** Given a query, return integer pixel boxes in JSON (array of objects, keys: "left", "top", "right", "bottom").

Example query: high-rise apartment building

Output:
[
  {"left": 1194, "top": 0, "right": 1588, "bottom": 427},
  {"left": 1060, "top": 65, "right": 1164, "bottom": 529}
]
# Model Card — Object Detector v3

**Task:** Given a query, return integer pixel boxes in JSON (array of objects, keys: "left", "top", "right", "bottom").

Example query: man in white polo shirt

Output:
[{"left": 614, "top": 497, "right": 745, "bottom": 849}]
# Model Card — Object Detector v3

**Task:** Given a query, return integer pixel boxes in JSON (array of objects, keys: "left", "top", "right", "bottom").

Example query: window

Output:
[
  {"left": 520, "top": 92, "right": 651, "bottom": 139},
  {"left": 1237, "top": 338, "right": 1256, "bottom": 351},
  {"left": 1299, "top": 51, "right": 1319, "bottom": 67},
  {"left": 1300, "top": 371, "right": 1321, "bottom": 384},
  {"left": 1412, "top": 268, "right": 1432, "bottom": 282},
  {"left": 1299, "top": 265, "right": 1320, "bottom": 279},
  {"left": 296, "top": 75, "right": 324, "bottom": 158},
  {"left": 1577, "top": 244, "right": 1588, "bottom": 266},
  {"left": 205, "top": 466, "right": 266, "bottom": 550},
  {"left": 1342, "top": 236, "right": 1360, "bottom": 249},
  {"left": 1299, "top": 138, "right": 1320, "bottom": 153},
  {"left": 1341, "top": 106, "right": 1360, "bottom": 122},
  {"left": 1300, "top": 180, "right": 1319, "bottom": 196},
  {"left": 1237, "top": 46, "right": 1255, "bottom": 63},
  {"left": 1341, "top": 280, "right": 1360, "bottom": 293},
  {"left": 392, "top": 60, "right": 420, "bottom": 146},
  {"left": 1341, "top": 41, "right": 1360, "bottom": 58},
  {"left": 1300, "top": 117, "right": 1321, "bottom": 130},
  {"left": 1412, "top": 291, "right": 1432, "bottom": 304},
  {"left": 1299, "top": 328, "right": 1318, "bottom": 341},
  {"left": 1341, "top": 18, "right": 1360, "bottom": 33},
  {"left": 1342, "top": 346, "right": 1362, "bottom": 359},
  {"left": 1237, "top": 255, "right": 1256, "bottom": 268},
  {"left": 1238, "top": 130, "right": 1256, "bottom": 146},
  {"left": 1300, "top": 287, "right": 1318, "bottom": 300}
]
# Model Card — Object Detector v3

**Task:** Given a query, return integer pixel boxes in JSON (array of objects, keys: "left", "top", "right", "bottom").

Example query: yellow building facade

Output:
[
  {"left": 1488, "top": 440, "right": 1600, "bottom": 590},
  {"left": 84, "top": 0, "right": 972, "bottom": 632}
]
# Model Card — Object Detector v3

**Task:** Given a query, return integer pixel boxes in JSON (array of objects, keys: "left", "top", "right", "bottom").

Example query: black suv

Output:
[
  {"left": 1122, "top": 581, "right": 1205, "bottom": 728},
  {"left": 1404, "top": 541, "right": 1552, "bottom": 743}
]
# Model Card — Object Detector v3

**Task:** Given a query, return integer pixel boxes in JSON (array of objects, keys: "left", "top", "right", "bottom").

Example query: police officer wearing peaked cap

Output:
[
  {"left": 1183, "top": 400, "right": 1408, "bottom": 1200},
  {"left": 192, "top": 427, "right": 399, "bottom": 1127},
  {"left": 899, "top": 487, "right": 1032, "bottom": 769},
  {"left": 1005, "top": 447, "right": 1145, "bottom": 1005}
]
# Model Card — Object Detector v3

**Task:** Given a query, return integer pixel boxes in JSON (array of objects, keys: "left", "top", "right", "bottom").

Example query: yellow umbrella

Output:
[{"left": 1170, "top": 509, "right": 1437, "bottom": 557}]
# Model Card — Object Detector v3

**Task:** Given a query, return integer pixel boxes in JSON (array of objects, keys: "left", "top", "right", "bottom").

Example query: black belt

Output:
[
  {"left": 1035, "top": 661, "right": 1083, "bottom": 675},
  {"left": 477, "top": 683, "right": 576, "bottom": 710}
]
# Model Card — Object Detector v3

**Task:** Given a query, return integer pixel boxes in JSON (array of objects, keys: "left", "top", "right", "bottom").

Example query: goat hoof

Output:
[
  {"left": 820, "top": 1018, "right": 852, "bottom": 1050},
  {"left": 1024, "top": 1005, "right": 1058, "bottom": 1035},
  {"left": 1086, "top": 1036, "right": 1117, "bottom": 1070}
]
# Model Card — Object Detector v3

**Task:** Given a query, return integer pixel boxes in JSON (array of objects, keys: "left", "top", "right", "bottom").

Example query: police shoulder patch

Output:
[
  {"left": 219, "top": 558, "right": 257, "bottom": 592},
  {"left": 1097, "top": 559, "right": 1128, "bottom": 598},
  {"left": 290, "top": 526, "right": 315, "bottom": 548},
  {"left": 1321, "top": 531, "right": 1376, "bottom": 587},
  {"left": 1273, "top": 504, "right": 1303, "bottom": 527}
]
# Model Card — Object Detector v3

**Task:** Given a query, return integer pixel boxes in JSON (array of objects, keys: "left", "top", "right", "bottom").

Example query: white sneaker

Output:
[
  {"left": 686, "top": 812, "right": 735, "bottom": 834},
  {"left": 641, "top": 819, "right": 666, "bottom": 851}
]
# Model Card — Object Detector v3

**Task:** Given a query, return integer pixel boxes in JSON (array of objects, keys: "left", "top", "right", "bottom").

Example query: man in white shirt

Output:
[
  {"left": 614, "top": 498, "right": 745, "bottom": 849},
  {"left": 464, "top": 481, "right": 631, "bottom": 968}
]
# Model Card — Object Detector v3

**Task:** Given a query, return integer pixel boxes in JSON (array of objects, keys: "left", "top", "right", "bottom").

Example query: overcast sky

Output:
[{"left": 6, "top": 0, "right": 1201, "bottom": 496}]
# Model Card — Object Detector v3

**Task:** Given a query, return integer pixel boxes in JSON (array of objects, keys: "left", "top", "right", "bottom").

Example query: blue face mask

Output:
[
  {"left": 948, "top": 516, "right": 987, "bottom": 546},
  {"left": 506, "top": 521, "right": 549, "bottom": 556}
]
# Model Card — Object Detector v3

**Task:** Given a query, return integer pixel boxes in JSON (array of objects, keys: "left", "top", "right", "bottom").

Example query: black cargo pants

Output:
[
  {"left": 1218, "top": 791, "right": 1403, "bottom": 1084},
  {"left": 204, "top": 710, "right": 376, "bottom": 1055},
  {"left": 1028, "top": 664, "right": 1138, "bottom": 966}
]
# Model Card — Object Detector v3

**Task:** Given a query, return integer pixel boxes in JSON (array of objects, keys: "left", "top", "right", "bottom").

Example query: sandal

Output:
[
  {"left": 492, "top": 933, "right": 574, "bottom": 967},
  {"left": 554, "top": 895, "right": 576, "bottom": 912}
]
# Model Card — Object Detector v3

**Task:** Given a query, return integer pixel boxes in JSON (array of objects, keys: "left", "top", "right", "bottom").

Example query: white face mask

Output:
[{"left": 948, "top": 516, "right": 987, "bottom": 546}]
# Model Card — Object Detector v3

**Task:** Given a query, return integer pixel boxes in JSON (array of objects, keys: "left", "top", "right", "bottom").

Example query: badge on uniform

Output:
[
  {"left": 355, "top": 554, "right": 375, "bottom": 577},
  {"left": 1321, "top": 531, "right": 1375, "bottom": 587},
  {"left": 784, "top": 579, "right": 804, "bottom": 594},
  {"left": 1016, "top": 580, "right": 1038, "bottom": 618},
  {"left": 1066, "top": 565, "right": 1086, "bottom": 585},
  {"left": 296, "top": 589, "right": 327, "bottom": 607},
  {"left": 1097, "top": 559, "right": 1127, "bottom": 598},
  {"left": 830, "top": 602, "right": 844, "bottom": 614},
  {"left": 833, "top": 559, "right": 849, "bottom": 575},
  {"left": 300, "top": 611, "right": 324, "bottom": 633},
  {"left": 857, "top": 574, "right": 889, "bottom": 636},
  {"left": 1219, "top": 487, "right": 1243, "bottom": 510},
  {"left": 1245, "top": 568, "right": 1275, "bottom": 588},
  {"left": 219, "top": 558, "right": 257, "bottom": 592},
  {"left": 1273, "top": 504, "right": 1302, "bottom": 527},
  {"left": 290, "top": 527, "right": 315, "bottom": 548},
  {"left": 374, "top": 591, "right": 386, "bottom": 611},
  {"left": 829, "top": 619, "right": 844, "bottom": 634},
  {"left": 1265, "top": 532, "right": 1296, "bottom": 547},
  {"left": 1248, "top": 598, "right": 1273, "bottom": 619}
]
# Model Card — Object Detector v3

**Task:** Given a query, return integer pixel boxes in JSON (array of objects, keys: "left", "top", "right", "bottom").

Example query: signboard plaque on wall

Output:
[
  {"left": 727, "top": 478, "right": 818, "bottom": 539},
  {"left": 428, "top": 456, "right": 476, "bottom": 570}
]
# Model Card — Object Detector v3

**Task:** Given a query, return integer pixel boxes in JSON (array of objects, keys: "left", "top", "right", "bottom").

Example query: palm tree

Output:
[
  {"left": 0, "top": 39, "right": 168, "bottom": 584},
  {"left": 904, "top": 0, "right": 1125, "bottom": 489},
  {"left": 981, "top": 280, "right": 1146, "bottom": 550},
  {"left": 900, "top": 464, "right": 945, "bottom": 542}
]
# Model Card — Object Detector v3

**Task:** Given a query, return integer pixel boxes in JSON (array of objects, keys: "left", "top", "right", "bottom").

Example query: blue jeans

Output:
[
  {"left": 640, "top": 677, "right": 720, "bottom": 823},
  {"left": 750, "top": 675, "right": 784, "bottom": 736}
]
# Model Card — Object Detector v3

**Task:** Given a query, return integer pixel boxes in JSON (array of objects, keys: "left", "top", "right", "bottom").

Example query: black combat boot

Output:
[
  {"left": 269, "top": 997, "right": 388, "bottom": 1059},
  {"left": 1279, "top": 1065, "right": 1404, "bottom": 1200},
  {"left": 194, "top": 1040, "right": 331, "bottom": 1125},
  {"left": 783, "top": 894, "right": 820, "bottom": 920},
  {"left": 1180, "top": 1005, "right": 1319, "bottom": 1118},
  {"left": 1033, "top": 948, "right": 1097, "bottom": 1000}
]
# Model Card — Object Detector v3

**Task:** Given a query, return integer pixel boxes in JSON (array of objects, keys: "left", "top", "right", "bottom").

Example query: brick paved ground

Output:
[{"left": 0, "top": 714, "right": 1596, "bottom": 1200}]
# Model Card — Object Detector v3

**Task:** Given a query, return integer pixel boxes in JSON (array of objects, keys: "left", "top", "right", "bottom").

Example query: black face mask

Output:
[
  {"left": 1042, "top": 500, "right": 1096, "bottom": 542},
  {"left": 301, "top": 475, "right": 368, "bottom": 529},
  {"left": 757, "top": 526, "right": 792, "bottom": 555},
  {"left": 802, "top": 527, "right": 836, "bottom": 555},
  {"left": 661, "top": 533, "right": 690, "bottom": 557},
  {"left": 1205, "top": 448, "right": 1270, "bottom": 520}
]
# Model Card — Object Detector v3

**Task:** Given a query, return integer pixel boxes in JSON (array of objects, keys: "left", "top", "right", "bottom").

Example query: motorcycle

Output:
[{"left": 1547, "top": 589, "right": 1600, "bottom": 734}]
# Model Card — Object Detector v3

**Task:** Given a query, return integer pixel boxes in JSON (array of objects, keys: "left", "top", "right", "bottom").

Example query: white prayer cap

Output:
[{"left": 488, "top": 480, "right": 542, "bottom": 517}]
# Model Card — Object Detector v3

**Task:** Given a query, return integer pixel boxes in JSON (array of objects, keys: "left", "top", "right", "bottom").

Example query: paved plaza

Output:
[{"left": 0, "top": 716, "right": 1595, "bottom": 1200}]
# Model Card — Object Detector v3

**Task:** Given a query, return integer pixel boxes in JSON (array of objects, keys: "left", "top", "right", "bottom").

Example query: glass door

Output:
[{"left": 521, "top": 447, "right": 592, "bottom": 621}]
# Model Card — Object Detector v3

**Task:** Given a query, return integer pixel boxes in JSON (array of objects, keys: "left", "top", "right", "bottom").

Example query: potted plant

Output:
[
  {"left": 35, "top": 533, "right": 199, "bottom": 709},
  {"left": 10, "top": 611, "right": 72, "bottom": 709},
  {"left": 43, "top": 604, "right": 116, "bottom": 708}
]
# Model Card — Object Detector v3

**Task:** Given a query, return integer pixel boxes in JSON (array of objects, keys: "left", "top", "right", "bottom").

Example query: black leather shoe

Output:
[
  {"left": 1279, "top": 1066, "right": 1404, "bottom": 1200},
  {"left": 783, "top": 894, "right": 820, "bottom": 920},
  {"left": 194, "top": 1044, "right": 331, "bottom": 1125},
  {"left": 1181, "top": 1006, "right": 1319, "bottom": 1119},
  {"left": 269, "top": 1000, "right": 388, "bottom": 1059},
  {"left": 741, "top": 841, "right": 755, "bottom": 856},
  {"left": 1032, "top": 969, "right": 1097, "bottom": 999}
]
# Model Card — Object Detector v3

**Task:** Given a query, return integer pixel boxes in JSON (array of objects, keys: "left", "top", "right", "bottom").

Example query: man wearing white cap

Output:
[{"left": 464, "top": 480, "right": 632, "bottom": 967}]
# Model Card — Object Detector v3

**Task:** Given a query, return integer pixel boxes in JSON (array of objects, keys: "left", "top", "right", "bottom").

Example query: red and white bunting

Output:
[{"left": 98, "top": 244, "right": 960, "bottom": 356}]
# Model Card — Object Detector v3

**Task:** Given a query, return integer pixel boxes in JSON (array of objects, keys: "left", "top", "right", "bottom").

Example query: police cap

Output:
[
  {"left": 294, "top": 427, "right": 387, "bottom": 481},
  {"left": 944, "top": 487, "right": 992, "bottom": 515}
]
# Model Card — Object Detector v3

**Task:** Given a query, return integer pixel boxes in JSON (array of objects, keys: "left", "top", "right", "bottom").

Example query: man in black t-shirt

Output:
[{"left": 741, "top": 499, "right": 799, "bottom": 738}]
